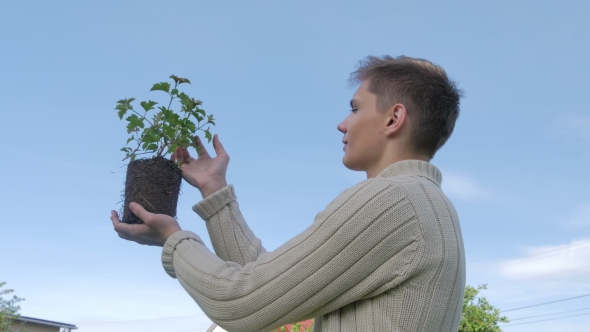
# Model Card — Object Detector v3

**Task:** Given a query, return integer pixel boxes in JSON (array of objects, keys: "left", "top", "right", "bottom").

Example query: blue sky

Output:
[{"left": 1, "top": 1, "right": 589, "bottom": 331}]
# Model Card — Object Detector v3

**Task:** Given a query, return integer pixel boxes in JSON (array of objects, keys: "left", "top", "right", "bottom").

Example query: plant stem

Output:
[
  {"left": 167, "top": 82, "right": 177, "bottom": 110},
  {"left": 157, "top": 83, "right": 178, "bottom": 157},
  {"left": 129, "top": 107, "right": 169, "bottom": 158}
]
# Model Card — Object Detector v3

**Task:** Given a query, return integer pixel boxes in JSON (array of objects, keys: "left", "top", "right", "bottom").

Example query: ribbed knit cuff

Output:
[
  {"left": 162, "top": 230, "right": 203, "bottom": 278},
  {"left": 192, "top": 184, "right": 236, "bottom": 220}
]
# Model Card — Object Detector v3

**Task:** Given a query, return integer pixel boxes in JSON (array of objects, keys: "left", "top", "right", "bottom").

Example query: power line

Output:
[
  {"left": 509, "top": 306, "right": 590, "bottom": 321},
  {"left": 487, "top": 264, "right": 590, "bottom": 288},
  {"left": 501, "top": 311, "right": 590, "bottom": 327},
  {"left": 468, "top": 243, "right": 590, "bottom": 273},
  {"left": 470, "top": 245, "right": 590, "bottom": 271},
  {"left": 502, "top": 293, "right": 590, "bottom": 313}
]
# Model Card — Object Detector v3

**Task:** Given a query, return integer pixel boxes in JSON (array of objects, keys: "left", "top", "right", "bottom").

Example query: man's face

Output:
[{"left": 337, "top": 80, "right": 388, "bottom": 173}]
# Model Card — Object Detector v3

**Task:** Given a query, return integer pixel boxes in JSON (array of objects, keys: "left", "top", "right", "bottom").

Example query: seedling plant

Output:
[{"left": 115, "top": 75, "right": 215, "bottom": 224}]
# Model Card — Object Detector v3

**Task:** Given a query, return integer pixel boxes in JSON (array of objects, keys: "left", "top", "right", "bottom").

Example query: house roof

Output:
[{"left": 13, "top": 315, "right": 78, "bottom": 329}]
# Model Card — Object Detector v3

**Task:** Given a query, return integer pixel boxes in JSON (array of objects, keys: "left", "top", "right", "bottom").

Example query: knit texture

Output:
[{"left": 162, "top": 160, "right": 465, "bottom": 332}]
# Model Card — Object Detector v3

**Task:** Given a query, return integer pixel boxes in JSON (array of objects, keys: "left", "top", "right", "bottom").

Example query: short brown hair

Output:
[{"left": 350, "top": 55, "right": 462, "bottom": 158}]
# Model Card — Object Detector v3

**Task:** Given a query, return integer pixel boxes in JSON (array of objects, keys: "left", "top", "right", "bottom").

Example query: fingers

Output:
[
  {"left": 111, "top": 210, "right": 121, "bottom": 228},
  {"left": 111, "top": 210, "right": 134, "bottom": 239},
  {"left": 194, "top": 136, "right": 210, "bottom": 157},
  {"left": 111, "top": 207, "right": 174, "bottom": 246},
  {"left": 173, "top": 146, "right": 191, "bottom": 165},
  {"left": 129, "top": 202, "right": 153, "bottom": 225},
  {"left": 212, "top": 134, "right": 228, "bottom": 158},
  {"left": 182, "top": 147, "right": 192, "bottom": 160},
  {"left": 174, "top": 146, "right": 184, "bottom": 164}
]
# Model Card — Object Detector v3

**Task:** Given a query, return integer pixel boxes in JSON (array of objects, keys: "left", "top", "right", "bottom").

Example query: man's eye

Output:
[{"left": 350, "top": 108, "right": 358, "bottom": 113}]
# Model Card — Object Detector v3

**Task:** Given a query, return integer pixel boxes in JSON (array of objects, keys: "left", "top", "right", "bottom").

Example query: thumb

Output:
[{"left": 129, "top": 202, "right": 152, "bottom": 223}]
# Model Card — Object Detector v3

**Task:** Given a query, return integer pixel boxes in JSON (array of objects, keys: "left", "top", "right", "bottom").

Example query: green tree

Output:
[
  {"left": 460, "top": 284, "right": 509, "bottom": 332},
  {"left": 0, "top": 282, "right": 24, "bottom": 332}
]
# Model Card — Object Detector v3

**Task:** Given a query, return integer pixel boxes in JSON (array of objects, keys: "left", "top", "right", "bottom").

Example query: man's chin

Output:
[{"left": 342, "top": 158, "right": 363, "bottom": 172}]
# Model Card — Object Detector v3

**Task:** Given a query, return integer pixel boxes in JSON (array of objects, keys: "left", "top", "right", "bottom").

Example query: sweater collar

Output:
[{"left": 376, "top": 160, "right": 442, "bottom": 186}]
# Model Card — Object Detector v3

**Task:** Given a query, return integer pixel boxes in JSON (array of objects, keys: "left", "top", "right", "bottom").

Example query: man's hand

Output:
[
  {"left": 111, "top": 202, "right": 182, "bottom": 247},
  {"left": 171, "top": 134, "right": 229, "bottom": 198}
]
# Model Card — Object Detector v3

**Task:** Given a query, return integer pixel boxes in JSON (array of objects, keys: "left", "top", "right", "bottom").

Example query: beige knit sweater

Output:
[{"left": 162, "top": 160, "right": 465, "bottom": 332}]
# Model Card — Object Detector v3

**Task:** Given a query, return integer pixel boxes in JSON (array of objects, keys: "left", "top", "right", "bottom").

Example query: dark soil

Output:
[{"left": 122, "top": 156, "right": 182, "bottom": 224}]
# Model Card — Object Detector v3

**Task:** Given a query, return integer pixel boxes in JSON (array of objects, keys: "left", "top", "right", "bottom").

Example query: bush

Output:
[
  {"left": 0, "top": 282, "right": 24, "bottom": 332},
  {"left": 460, "top": 284, "right": 509, "bottom": 332}
]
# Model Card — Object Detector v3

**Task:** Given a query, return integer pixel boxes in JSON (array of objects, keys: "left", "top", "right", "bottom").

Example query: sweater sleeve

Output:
[
  {"left": 192, "top": 184, "right": 266, "bottom": 265},
  {"left": 162, "top": 179, "right": 424, "bottom": 332}
]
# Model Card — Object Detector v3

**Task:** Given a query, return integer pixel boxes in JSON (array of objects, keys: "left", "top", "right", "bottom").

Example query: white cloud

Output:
[
  {"left": 442, "top": 173, "right": 490, "bottom": 201},
  {"left": 466, "top": 238, "right": 590, "bottom": 332},
  {"left": 499, "top": 239, "right": 590, "bottom": 281}
]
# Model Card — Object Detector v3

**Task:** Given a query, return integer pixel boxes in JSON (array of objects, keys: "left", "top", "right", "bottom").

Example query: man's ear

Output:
[{"left": 383, "top": 103, "right": 408, "bottom": 137}]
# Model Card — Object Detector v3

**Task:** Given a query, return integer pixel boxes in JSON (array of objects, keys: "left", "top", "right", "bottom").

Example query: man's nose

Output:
[{"left": 337, "top": 120, "right": 347, "bottom": 134}]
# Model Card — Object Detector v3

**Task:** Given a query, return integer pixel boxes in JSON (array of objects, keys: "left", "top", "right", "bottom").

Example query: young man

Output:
[{"left": 111, "top": 55, "right": 465, "bottom": 332}]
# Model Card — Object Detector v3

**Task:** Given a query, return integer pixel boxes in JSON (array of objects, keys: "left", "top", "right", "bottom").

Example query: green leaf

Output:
[
  {"left": 195, "top": 107, "right": 206, "bottom": 116},
  {"left": 177, "top": 137, "right": 192, "bottom": 150},
  {"left": 204, "top": 128, "right": 212, "bottom": 142},
  {"left": 163, "top": 124, "right": 176, "bottom": 138},
  {"left": 190, "top": 110, "right": 203, "bottom": 122},
  {"left": 126, "top": 114, "right": 144, "bottom": 127},
  {"left": 142, "top": 134, "right": 156, "bottom": 144},
  {"left": 184, "top": 119, "right": 196, "bottom": 132},
  {"left": 126, "top": 136, "right": 135, "bottom": 144},
  {"left": 178, "top": 92, "right": 192, "bottom": 108},
  {"left": 117, "top": 97, "right": 135, "bottom": 105},
  {"left": 115, "top": 104, "right": 128, "bottom": 118},
  {"left": 171, "top": 88, "right": 179, "bottom": 96},
  {"left": 126, "top": 114, "right": 144, "bottom": 133},
  {"left": 162, "top": 109, "right": 180, "bottom": 126},
  {"left": 150, "top": 82, "right": 171, "bottom": 93},
  {"left": 171, "top": 75, "right": 191, "bottom": 85},
  {"left": 167, "top": 143, "right": 179, "bottom": 155},
  {"left": 141, "top": 127, "right": 162, "bottom": 144},
  {"left": 140, "top": 100, "right": 158, "bottom": 112}
]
